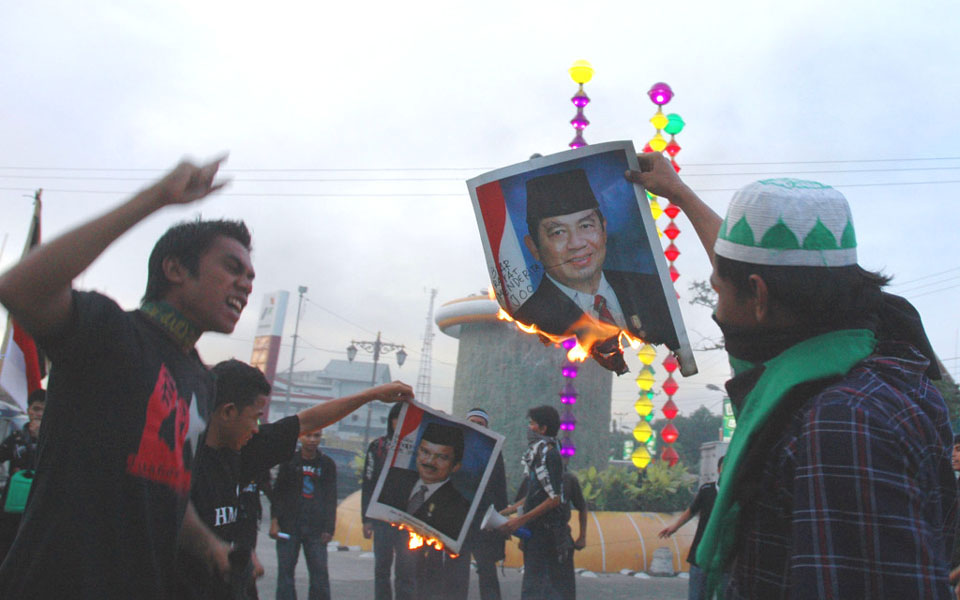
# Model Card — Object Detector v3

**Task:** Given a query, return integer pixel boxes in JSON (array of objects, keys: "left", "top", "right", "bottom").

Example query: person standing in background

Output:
[{"left": 271, "top": 429, "right": 337, "bottom": 600}]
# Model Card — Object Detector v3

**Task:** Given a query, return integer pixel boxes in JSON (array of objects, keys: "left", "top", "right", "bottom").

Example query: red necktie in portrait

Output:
[{"left": 593, "top": 294, "right": 617, "bottom": 327}]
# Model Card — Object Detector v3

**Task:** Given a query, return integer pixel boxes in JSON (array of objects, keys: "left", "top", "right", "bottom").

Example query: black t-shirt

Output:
[
  {"left": 686, "top": 481, "right": 718, "bottom": 566},
  {"left": 177, "top": 416, "right": 300, "bottom": 600},
  {"left": 0, "top": 291, "right": 216, "bottom": 600}
]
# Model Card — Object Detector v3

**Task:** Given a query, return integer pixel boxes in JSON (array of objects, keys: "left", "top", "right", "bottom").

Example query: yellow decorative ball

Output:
[
  {"left": 649, "top": 133, "right": 667, "bottom": 153},
  {"left": 631, "top": 446, "right": 652, "bottom": 469},
  {"left": 569, "top": 60, "right": 594, "bottom": 84},
  {"left": 633, "top": 421, "right": 653, "bottom": 443}
]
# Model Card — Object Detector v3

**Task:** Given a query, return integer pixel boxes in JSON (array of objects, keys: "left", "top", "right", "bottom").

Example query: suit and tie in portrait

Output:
[
  {"left": 377, "top": 423, "right": 472, "bottom": 541},
  {"left": 513, "top": 168, "right": 679, "bottom": 350}
]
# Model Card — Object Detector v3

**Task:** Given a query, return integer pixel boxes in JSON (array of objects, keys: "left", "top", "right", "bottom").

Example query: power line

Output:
[
  {"left": 0, "top": 166, "right": 491, "bottom": 173},
  {"left": 894, "top": 274, "right": 960, "bottom": 295},
  {"left": 302, "top": 297, "right": 377, "bottom": 335},
  {"left": 0, "top": 175, "right": 476, "bottom": 182},
  {"left": 4, "top": 165, "right": 960, "bottom": 182},
  {"left": 889, "top": 266, "right": 960, "bottom": 287},
  {"left": 4, "top": 177, "right": 960, "bottom": 198},
  {"left": 681, "top": 166, "right": 960, "bottom": 177},
  {"left": 682, "top": 156, "right": 960, "bottom": 167},
  {"left": 908, "top": 283, "right": 960, "bottom": 300},
  {"left": 3, "top": 155, "right": 960, "bottom": 172}
]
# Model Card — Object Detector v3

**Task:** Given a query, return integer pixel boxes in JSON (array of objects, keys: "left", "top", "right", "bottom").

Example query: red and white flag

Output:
[
  {"left": 475, "top": 181, "right": 532, "bottom": 314},
  {"left": 0, "top": 193, "right": 45, "bottom": 411}
]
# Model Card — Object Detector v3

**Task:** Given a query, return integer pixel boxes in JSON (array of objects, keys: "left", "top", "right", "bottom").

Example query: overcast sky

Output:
[{"left": 2, "top": 0, "right": 958, "bottom": 427}]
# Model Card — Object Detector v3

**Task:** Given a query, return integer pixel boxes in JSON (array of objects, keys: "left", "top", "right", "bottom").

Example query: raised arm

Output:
[
  {"left": 625, "top": 152, "right": 723, "bottom": 265},
  {"left": 297, "top": 381, "right": 414, "bottom": 434},
  {"left": 0, "top": 158, "right": 228, "bottom": 339}
]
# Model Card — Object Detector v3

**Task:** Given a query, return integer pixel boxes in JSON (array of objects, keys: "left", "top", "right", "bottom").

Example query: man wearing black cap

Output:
[
  {"left": 515, "top": 168, "right": 676, "bottom": 347},
  {"left": 379, "top": 422, "right": 471, "bottom": 540}
]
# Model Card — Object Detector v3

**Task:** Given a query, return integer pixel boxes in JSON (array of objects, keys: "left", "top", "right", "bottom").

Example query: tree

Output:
[{"left": 652, "top": 406, "right": 723, "bottom": 471}]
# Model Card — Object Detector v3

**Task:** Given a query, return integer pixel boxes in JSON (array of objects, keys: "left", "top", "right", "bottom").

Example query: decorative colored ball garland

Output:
[
  {"left": 568, "top": 60, "right": 593, "bottom": 149},
  {"left": 634, "top": 82, "right": 687, "bottom": 469},
  {"left": 559, "top": 338, "right": 579, "bottom": 457},
  {"left": 555, "top": 60, "right": 595, "bottom": 457}
]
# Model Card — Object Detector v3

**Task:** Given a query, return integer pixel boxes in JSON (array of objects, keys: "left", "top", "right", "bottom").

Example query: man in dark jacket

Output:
[
  {"left": 465, "top": 408, "right": 508, "bottom": 600},
  {"left": 0, "top": 389, "right": 44, "bottom": 563},
  {"left": 270, "top": 429, "right": 337, "bottom": 600},
  {"left": 362, "top": 403, "right": 417, "bottom": 600}
]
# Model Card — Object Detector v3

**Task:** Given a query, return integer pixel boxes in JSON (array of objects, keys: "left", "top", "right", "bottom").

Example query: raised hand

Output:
[
  {"left": 152, "top": 155, "right": 230, "bottom": 206},
  {"left": 367, "top": 381, "right": 415, "bottom": 404}
]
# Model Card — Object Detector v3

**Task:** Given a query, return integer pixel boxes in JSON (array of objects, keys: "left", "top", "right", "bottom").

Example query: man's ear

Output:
[
  {"left": 161, "top": 256, "right": 190, "bottom": 286},
  {"left": 749, "top": 274, "right": 770, "bottom": 323},
  {"left": 218, "top": 402, "right": 238, "bottom": 419},
  {"left": 523, "top": 234, "right": 540, "bottom": 262},
  {"left": 451, "top": 462, "right": 461, "bottom": 474}
]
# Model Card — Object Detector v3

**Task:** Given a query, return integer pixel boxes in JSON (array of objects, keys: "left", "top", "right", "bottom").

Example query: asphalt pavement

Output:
[{"left": 251, "top": 519, "right": 690, "bottom": 600}]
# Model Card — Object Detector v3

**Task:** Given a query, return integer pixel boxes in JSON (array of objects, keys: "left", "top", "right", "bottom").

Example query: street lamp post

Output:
[
  {"left": 282, "top": 285, "right": 308, "bottom": 419},
  {"left": 347, "top": 331, "right": 407, "bottom": 450}
]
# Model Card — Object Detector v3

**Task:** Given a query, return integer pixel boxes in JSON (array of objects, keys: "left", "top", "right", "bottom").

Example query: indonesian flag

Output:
[
  {"left": 390, "top": 403, "right": 425, "bottom": 469},
  {"left": 0, "top": 194, "right": 45, "bottom": 411},
  {"left": 475, "top": 181, "right": 531, "bottom": 313}
]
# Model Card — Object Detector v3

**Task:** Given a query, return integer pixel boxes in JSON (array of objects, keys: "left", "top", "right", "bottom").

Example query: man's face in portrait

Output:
[
  {"left": 526, "top": 208, "right": 607, "bottom": 294},
  {"left": 416, "top": 439, "right": 460, "bottom": 484},
  {"left": 951, "top": 443, "right": 960, "bottom": 472}
]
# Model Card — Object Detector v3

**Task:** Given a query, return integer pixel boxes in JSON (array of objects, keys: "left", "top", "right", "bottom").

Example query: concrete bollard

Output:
[{"left": 647, "top": 547, "right": 676, "bottom": 576}]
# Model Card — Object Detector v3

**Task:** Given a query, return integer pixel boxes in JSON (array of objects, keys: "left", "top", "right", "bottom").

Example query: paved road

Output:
[{"left": 251, "top": 521, "right": 690, "bottom": 600}]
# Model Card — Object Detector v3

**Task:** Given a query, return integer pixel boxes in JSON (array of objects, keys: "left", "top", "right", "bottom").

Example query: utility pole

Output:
[
  {"left": 282, "top": 286, "right": 307, "bottom": 418},
  {"left": 415, "top": 288, "right": 437, "bottom": 406},
  {"left": 347, "top": 333, "right": 407, "bottom": 450}
]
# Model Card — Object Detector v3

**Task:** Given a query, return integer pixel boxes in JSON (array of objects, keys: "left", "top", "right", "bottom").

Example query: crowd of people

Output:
[{"left": 0, "top": 150, "right": 957, "bottom": 600}]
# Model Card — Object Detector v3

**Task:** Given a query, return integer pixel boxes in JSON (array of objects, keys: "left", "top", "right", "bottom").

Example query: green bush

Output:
[
  {"left": 573, "top": 462, "right": 695, "bottom": 513},
  {"left": 635, "top": 460, "right": 696, "bottom": 512},
  {"left": 576, "top": 465, "right": 642, "bottom": 511}
]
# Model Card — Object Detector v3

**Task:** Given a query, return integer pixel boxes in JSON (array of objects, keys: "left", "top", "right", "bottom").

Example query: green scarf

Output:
[
  {"left": 140, "top": 301, "right": 202, "bottom": 353},
  {"left": 696, "top": 328, "right": 877, "bottom": 597}
]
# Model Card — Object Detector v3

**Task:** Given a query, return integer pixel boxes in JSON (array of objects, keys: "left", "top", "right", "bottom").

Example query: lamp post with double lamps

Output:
[{"left": 347, "top": 332, "right": 408, "bottom": 449}]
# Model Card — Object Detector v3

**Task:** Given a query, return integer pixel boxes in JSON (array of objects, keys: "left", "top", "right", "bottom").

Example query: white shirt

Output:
[
  {"left": 545, "top": 272, "right": 627, "bottom": 330},
  {"left": 408, "top": 478, "right": 449, "bottom": 504}
]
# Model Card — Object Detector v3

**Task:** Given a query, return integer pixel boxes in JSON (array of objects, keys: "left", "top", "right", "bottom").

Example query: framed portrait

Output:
[
  {"left": 467, "top": 140, "right": 696, "bottom": 375},
  {"left": 366, "top": 401, "right": 505, "bottom": 554}
]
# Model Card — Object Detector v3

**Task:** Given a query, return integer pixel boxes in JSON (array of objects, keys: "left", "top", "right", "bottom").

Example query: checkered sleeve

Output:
[
  {"left": 789, "top": 383, "right": 954, "bottom": 599},
  {"left": 535, "top": 444, "right": 563, "bottom": 501}
]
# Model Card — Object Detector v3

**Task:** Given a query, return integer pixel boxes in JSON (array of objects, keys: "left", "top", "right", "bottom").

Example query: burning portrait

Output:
[
  {"left": 365, "top": 401, "right": 505, "bottom": 555},
  {"left": 467, "top": 141, "right": 696, "bottom": 375}
]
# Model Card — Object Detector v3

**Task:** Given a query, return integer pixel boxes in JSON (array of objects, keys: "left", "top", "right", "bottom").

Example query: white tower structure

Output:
[{"left": 415, "top": 288, "right": 437, "bottom": 405}]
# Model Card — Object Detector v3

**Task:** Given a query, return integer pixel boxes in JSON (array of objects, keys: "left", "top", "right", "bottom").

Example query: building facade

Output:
[{"left": 270, "top": 359, "right": 394, "bottom": 448}]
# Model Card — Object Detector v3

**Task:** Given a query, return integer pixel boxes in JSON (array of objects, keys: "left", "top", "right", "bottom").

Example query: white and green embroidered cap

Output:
[{"left": 714, "top": 178, "right": 857, "bottom": 267}]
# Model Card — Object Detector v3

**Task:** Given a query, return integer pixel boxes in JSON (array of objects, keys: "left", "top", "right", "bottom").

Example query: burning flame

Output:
[
  {"left": 393, "top": 523, "right": 458, "bottom": 558},
  {"left": 488, "top": 285, "right": 643, "bottom": 364}
]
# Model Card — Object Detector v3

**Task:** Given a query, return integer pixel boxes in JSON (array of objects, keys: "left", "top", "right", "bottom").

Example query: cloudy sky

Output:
[{"left": 2, "top": 0, "right": 958, "bottom": 427}]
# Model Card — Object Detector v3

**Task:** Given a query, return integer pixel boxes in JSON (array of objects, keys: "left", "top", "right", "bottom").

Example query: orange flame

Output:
[
  {"left": 493, "top": 302, "right": 643, "bottom": 364},
  {"left": 393, "top": 523, "right": 458, "bottom": 557}
]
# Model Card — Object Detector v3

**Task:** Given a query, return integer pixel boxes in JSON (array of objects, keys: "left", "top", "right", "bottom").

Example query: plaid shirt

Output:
[{"left": 725, "top": 342, "right": 957, "bottom": 599}]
